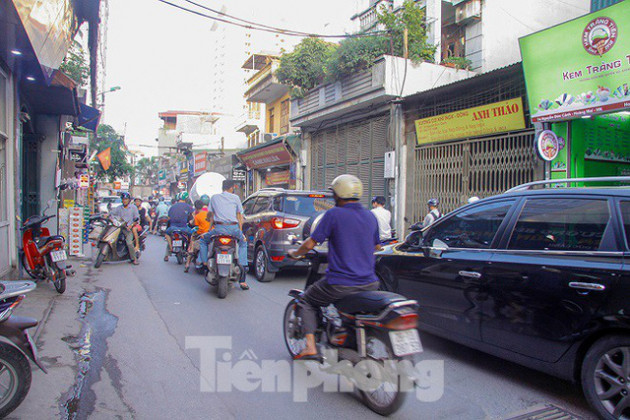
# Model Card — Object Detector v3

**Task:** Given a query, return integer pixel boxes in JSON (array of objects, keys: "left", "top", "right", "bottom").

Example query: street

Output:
[{"left": 10, "top": 235, "right": 596, "bottom": 419}]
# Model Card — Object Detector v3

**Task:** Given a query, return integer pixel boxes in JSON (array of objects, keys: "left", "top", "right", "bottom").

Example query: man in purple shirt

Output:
[{"left": 289, "top": 174, "right": 381, "bottom": 360}]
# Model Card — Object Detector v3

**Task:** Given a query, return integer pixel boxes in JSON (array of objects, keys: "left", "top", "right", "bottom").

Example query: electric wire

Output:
[{"left": 155, "top": 0, "right": 387, "bottom": 38}]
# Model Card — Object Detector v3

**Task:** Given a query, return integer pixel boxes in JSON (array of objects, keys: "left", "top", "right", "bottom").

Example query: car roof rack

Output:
[
  {"left": 506, "top": 176, "right": 630, "bottom": 193},
  {"left": 258, "top": 188, "right": 286, "bottom": 192}
]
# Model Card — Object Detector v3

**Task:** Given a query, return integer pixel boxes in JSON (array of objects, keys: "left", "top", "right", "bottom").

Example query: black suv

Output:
[
  {"left": 242, "top": 189, "right": 334, "bottom": 282},
  {"left": 375, "top": 183, "right": 630, "bottom": 419}
]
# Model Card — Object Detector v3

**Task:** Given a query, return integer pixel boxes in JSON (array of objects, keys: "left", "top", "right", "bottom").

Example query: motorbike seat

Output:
[
  {"left": 35, "top": 235, "right": 64, "bottom": 248},
  {"left": 335, "top": 291, "right": 407, "bottom": 315}
]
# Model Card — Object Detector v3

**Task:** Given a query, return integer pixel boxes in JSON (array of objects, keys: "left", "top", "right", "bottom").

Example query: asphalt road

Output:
[{"left": 12, "top": 235, "right": 598, "bottom": 419}]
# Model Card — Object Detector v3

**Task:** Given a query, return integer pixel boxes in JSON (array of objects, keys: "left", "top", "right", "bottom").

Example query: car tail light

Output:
[
  {"left": 384, "top": 313, "right": 419, "bottom": 330},
  {"left": 218, "top": 237, "right": 232, "bottom": 245},
  {"left": 270, "top": 256, "right": 285, "bottom": 262},
  {"left": 271, "top": 217, "right": 300, "bottom": 229}
]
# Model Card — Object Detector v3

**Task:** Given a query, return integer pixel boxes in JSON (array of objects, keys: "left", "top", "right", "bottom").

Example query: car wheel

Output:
[
  {"left": 582, "top": 334, "right": 630, "bottom": 420},
  {"left": 255, "top": 247, "right": 275, "bottom": 283}
]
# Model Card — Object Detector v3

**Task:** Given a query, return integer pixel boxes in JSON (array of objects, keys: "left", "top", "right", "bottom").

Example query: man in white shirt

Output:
[
  {"left": 371, "top": 196, "right": 392, "bottom": 242},
  {"left": 423, "top": 198, "right": 442, "bottom": 228}
]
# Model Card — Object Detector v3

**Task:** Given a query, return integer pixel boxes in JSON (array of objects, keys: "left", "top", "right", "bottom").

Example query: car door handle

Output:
[
  {"left": 569, "top": 282, "right": 606, "bottom": 291},
  {"left": 459, "top": 271, "right": 482, "bottom": 279}
]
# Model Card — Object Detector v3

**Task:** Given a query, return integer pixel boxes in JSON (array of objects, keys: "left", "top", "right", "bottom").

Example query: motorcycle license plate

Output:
[
  {"left": 50, "top": 250, "right": 67, "bottom": 262},
  {"left": 173, "top": 240, "right": 183, "bottom": 247},
  {"left": 389, "top": 329, "right": 423, "bottom": 357},
  {"left": 216, "top": 253, "right": 232, "bottom": 265}
]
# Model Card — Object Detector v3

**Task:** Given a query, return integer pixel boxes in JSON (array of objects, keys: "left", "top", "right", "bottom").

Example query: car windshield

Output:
[{"left": 281, "top": 195, "right": 334, "bottom": 216}]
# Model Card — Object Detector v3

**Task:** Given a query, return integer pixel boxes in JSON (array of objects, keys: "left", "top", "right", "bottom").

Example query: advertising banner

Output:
[
  {"left": 266, "top": 170, "right": 290, "bottom": 186},
  {"left": 414, "top": 98, "right": 526, "bottom": 145},
  {"left": 520, "top": 1, "right": 630, "bottom": 122},
  {"left": 238, "top": 141, "right": 293, "bottom": 169},
  {"left": 194, "top": 152, "right": 207, "bottom": 176}
]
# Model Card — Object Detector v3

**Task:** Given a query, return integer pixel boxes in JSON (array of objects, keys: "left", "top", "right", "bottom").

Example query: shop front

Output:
[
  {"left": 237, "top": 136, "right": 298, "bottom": 196},
  {"left": 520, "top": 1, "right": 630, "bottom": 182}
]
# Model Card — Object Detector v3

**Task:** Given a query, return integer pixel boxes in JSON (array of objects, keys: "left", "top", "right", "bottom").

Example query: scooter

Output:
[
  {"left": 92, "top": 216, "right": 144, "bottom": 268},
  {"left": 167, "top": 229, "right": 190, "bottom": 265},
  {"left": 283, "top": 247, "right": 422, "bottom": 416},
  {"left": 0, "top": 280, "right": 47, "bottom": 417},
  {"left": 157, "top": 217, "right": 169, "bottom": 236},
  {"left": 20, "top": 201, "right": 69, "bottom": 294},
  {"left": 204, "top": 234, "right": 244, "bottom": 299}
]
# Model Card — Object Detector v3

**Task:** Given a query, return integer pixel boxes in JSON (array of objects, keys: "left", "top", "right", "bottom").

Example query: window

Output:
[
  {"left": 268, "top": 107, "right": 275, "bottom": 133},
  {"left": 619, "top": 201, "right": 630, "bottom": 249},
  {"left": 508, "top": 198, "right": 611, "bottom": 252},
  {"left": 282, "top": 195, "right": 334, "bottom": 217},
  {"left": 423, "top": 200, "right": 515, "bottom": 249},
  {"left": 242, "top": 198, "right": 256, "bottom": 215},
  {"left": 280, "top": 99, "right": 290, "bottom": 134},
  {"left": 272, "top": 196, "right": 283, "bottom": 212},
  {"left": 251, "top": 196, "right": 271, "bottom": 214}
]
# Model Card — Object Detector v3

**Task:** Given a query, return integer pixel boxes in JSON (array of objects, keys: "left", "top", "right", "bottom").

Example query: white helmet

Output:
[{"left": 330, "top": 174, "right": 363, "bottom": 200}]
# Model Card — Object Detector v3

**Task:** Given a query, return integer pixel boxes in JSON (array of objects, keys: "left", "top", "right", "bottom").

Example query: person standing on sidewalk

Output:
[
  {"left": 199, "top": 180, "right": 249, "bottom": 290},
  {"left": 370, "top": 196, "right": 391, "bottom": 242}
]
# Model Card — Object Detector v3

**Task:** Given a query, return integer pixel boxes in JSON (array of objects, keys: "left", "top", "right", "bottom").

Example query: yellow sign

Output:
[
  {"left": 63, "top": 200, "right": 75, "bottom": 208},
  {"left": 415, "top": 98, "right": 526, "bottom": 145}
]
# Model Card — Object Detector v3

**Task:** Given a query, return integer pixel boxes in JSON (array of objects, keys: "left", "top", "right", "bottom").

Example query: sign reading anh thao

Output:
[
  {"left": 520, "top": 0, "right": 630, "bottom": 122},
  {"left": 414, "top": 98, "right": 526, "bottom": 145}
]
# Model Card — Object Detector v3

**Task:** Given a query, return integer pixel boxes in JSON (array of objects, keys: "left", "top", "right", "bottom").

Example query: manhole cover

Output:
[{"left": 505, "top": 404, "right": 583, "bottom": 420}]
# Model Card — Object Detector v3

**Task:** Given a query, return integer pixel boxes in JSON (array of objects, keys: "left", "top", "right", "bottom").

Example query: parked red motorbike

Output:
[{"left": 20, "top": 204, "right": 69, "bottom": 294}]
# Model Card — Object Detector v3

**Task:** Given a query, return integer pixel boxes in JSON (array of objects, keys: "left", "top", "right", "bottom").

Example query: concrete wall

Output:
[
  {"left": 476, "top": 0, "right": 590, "bottom": 73},
  {"left": 36, "top": 115, "right": 63, "bottom": 235}
]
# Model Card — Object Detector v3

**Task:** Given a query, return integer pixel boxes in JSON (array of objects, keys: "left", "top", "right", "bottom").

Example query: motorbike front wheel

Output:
[
  {"left": 94, "top": 244, "right": 107, "bottom": 268},
  {"left": 216, "top": 276, "right": 228, "bottom": 299},
  {"left": 0, "top": 343, "right": 32, "bottom": 418}
]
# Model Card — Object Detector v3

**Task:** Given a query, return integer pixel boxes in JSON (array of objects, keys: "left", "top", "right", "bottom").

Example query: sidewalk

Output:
[{"left": 8, "top": 249, "right": 106, "bottom": 419}]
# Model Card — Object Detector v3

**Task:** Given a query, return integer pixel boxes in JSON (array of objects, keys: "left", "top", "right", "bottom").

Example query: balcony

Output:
[
  {"left": 235, "top": 110, "right": 263, "bottom": 134},
  {"left": 244, "top": 61, "right": 290, "bottom": 104},
  {"left": 290, "top": 55, "right": 474, "bottom": 129}
]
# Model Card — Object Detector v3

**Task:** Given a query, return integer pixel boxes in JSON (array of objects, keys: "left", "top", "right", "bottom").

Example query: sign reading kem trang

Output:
[
  {"left": 414, "top": 98, "right": 526, "bottom": 145},
  {"left": 238, "top": 141, "right": 293, "bottom": 170}
]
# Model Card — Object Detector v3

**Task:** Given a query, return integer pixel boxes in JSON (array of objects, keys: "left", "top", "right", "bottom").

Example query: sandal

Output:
[
  {"left": 184, "top": 266, "right": 189, "bottom": 273},
  {"left": 239, "top": 282, "right": 250, "bottom": 290},
  {"left": 293, "top": 352, "right": 323, "bottom": 362}
]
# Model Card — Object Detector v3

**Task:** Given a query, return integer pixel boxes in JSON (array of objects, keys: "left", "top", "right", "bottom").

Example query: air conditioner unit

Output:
[
  {"left": 456, "top": 0, "right": 481, "bottom": 25},
  {"left": 262, "top": 132, "right": 278, "bottom": 142}
]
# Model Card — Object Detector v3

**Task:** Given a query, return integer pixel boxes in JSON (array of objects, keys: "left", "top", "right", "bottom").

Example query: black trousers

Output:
[{"left": 298, "top": 278, "right": 379, "bottom": 335}]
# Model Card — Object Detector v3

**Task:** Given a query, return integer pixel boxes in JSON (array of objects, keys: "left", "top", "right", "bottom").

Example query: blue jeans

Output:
[
  {"left": 199, "top": 225, "right": 247, "bottom": 268},
  {"left": 166, "top": 226, "right": 192, "bottom": 236}
]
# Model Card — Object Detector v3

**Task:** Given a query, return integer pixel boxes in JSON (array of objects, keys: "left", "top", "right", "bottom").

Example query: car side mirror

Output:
[
  {"left": 427, "top": 239, "right": 449, "bottom": 258},
  {"left": 409, "top": 222, "right": 423, "bottom": 232}
]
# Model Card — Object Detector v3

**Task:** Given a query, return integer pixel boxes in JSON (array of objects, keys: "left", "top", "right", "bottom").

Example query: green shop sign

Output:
[{"left": 519, "top": 0, "right": 630, "bottom": 122}]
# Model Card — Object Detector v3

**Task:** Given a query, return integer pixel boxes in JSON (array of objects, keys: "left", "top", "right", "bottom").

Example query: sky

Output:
[{"left": 102, "top": 0, "right": 358, "bottom": 156}]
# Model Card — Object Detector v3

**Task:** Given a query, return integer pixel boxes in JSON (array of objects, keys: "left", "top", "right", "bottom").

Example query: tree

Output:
[
  {"left": 134, "top": 156, "right": 159, "bottom": 186},
  {"left": 60, "top": 40, "right": 89, "bottom": 87},
  {"left": 91, "top": 124, "right": 133, "bottom": 182},
  {"left": 324, "top": 36, "right": 390, "bottom": 82},
  {"left": 275, "top": 38, "right": 338, "bottom": 98}
]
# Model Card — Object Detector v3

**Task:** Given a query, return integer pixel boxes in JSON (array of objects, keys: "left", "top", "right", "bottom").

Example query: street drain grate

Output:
[{"left": 505, "top": 404, "right": 583, "bottom": 420}]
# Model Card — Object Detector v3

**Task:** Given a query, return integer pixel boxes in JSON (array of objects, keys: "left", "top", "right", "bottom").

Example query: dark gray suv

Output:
[{"left": 242, "top": 188, "right": 334, "bottom": 282}]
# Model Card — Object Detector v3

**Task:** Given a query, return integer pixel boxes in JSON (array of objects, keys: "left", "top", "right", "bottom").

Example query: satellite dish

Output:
[{"left": 189, "top": 172, "right": 226, "bottom": 202}]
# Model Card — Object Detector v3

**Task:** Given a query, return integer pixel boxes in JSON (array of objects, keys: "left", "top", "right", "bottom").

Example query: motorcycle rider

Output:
[
  {"left": 164, "top": 192, "right": 194, "bottom": 261},
  {"left": 199, "top": 180, "right": 249, "bottom": 290},
  {"left": 109, "top": 192, "right": 140, "bottom": 265},
  {"left": 185, "top": 199, "right": 210, "bottom": 273},
  {"left": 288, "top": 174, "right": 381, "bottom": 360},
  {"left": 423, "top": 198, "right": 441, "bottom": 228},
  {"left": 154, "top": 197, "right": 169, "bottom": 234},
  {"left": 371, "top": 196, "right": 392, "bottom": 242}
]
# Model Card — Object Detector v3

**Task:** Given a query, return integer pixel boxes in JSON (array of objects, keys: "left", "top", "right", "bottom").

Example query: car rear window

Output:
[
  {"left": 279, "top": 195, "right": 334, "bottom": 217},
  {"left": 508, "top": 198, "right": 611, "bottom": 252}
]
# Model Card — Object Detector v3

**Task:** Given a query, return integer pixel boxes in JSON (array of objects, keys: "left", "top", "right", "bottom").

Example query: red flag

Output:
[{"left": 97, "top": 147, "right": 111, "bottom": 171}]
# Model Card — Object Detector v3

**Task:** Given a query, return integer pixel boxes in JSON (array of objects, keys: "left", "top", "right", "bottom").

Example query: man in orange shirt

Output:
[{"left": 185, "top": 200, "right": 210, "bottom": 272}]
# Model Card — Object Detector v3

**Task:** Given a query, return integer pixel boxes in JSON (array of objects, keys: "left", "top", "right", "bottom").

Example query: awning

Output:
[
  {"left": 20, "top": 70, "right": 79, "bottom": 115},
  {"left": 77, "top": 103, "right": 101, "bottom": 132},
  {"left": 237, "top": 138, "right": 294, "bottom": 170}
]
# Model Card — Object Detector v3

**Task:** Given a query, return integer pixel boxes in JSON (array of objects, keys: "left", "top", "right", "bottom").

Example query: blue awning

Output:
[{"left": 77, "top": 103, "right": 101, "bottom": 132}]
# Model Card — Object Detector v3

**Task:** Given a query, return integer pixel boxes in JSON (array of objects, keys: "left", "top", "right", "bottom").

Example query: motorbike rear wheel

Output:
[
  {"left": 94, "top": 244, "right": 107, "bottom": 268},
  {"left": 176, "top": 252, "right": 184, "bottom": 265},
  {"left": 53, "top": 270, "right": 66, "bottom": 294},
  {"left": 217, "top": 276, "right": 228, "bottom": 299},
  {"left": 359, "top": 333, "right": 407, "bottom": 416},
  {"left": 0, "top": 343, "right": 32, "bottom": 418},
  {"left": 20, "top": 254, "right": 39, "bottom": 280}
]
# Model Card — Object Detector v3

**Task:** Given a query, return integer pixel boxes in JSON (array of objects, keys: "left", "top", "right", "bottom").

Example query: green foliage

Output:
[
  {"left": 377, "top": 0, "right": 436, "bottom": 63},
  {"left": 59, "top": 41, "right": 89, "bottom": 87},
  {"left": 324, "top": 36, "right": 390, "bottom": 82},
  {"left": 275, "top": 1, "right": 435, "bottom": 96},
  {"left": 441, "top": 56, "right": 473, "bottom": 70},
  {"left": 134, "top": 157, "right": 159, "bottom": 185},
  {"left": 91, "top": 124, "right": 133, "bottom": 182},
  {"left": 275, "top": 38, "right": 338, "bottom": 98}
]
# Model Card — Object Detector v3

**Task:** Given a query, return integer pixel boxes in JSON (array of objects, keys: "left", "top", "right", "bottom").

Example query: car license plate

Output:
[
  {"left": 50, "top": 250, "right": 67, "bottom": 262},
  {"left": 389, "top": 329, "right": 423, "bottom": 357},
  {"left": 216, "top": 253, "right": 232, "bottom": 265},
  {"left": 173, "top": 240, "right": 183, "bottom": 247}
]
